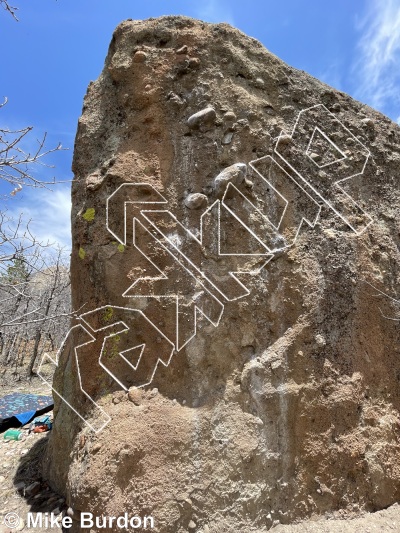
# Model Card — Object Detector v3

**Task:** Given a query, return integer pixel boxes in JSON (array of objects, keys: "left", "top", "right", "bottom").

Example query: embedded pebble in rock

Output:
[
  {"left": 221, "top": 132, "right": 234, "bottom": 145},
  {"left": 309, "top": 152, "right": 322, "bottom": 162},
  {"left": 188, "top": 57, "right": 200, "bottom": 68},
  {"left": 127, "top": 386, "right": 142, "bottom": 405},
  {"left": 214, "top": 162, "right": 247, "bottom": 196},
  {"left": 362, "top": 117, "right": 374, "bottom": 128},
  {"left": 86, "top": 173, "right": 103, "bottom": 191},
  {"left": 91, "top": 443, "right": 102, "bottom": 453},
  {"left": 168, "top": 92, "right": 185, "bottom": 106},
  {"left": 133, "top": 50, "right": 147, "bottom": 63},
  {"left": 187, "top": 107, "right": 216, "bottom": 129},
  {"left": 278, "top": 133, "right": 292, "bottom": 145},
  {"left": 176, "top": 45, "right": 188, "bottom": 54},
  {"left": 184, "top": 193, "right": 208, "bottom": 209},
  {"left": 315, "top": 334, "right": 326, "bottom": 347},
  {"left": 223, "top": 110, "right": 236, "bottom": 124}
]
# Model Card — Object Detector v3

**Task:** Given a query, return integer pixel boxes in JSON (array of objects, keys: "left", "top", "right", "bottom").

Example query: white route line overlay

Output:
[
  {"left": 123, "top": 218, "right": 225, "bottom": 351},
  {"left": 274, "top": 103, "right": 373, "bottom": 235},
  {"left": 38, "top": 306, "right": 175, "bottom": 432},
  {"left": 306, "top": 126, "right": 347, "bottom": 169},
  {"left": 106, "top": 183, "right": 168, "bottom": 246},
  {"left": 247, "top": 155, "right": 321, "bottom": 245},
  {"left": 41, "top": 104, "right": 374, "bottom": 432},
  {"left": 38, "top": 324, "right": 111, "bottom": 433},
  {"left": 141, "top": 204, "right": 273, "bottom": 302},
  {"left": 80, "top": 305, "right": 175, "bottom": 390}
]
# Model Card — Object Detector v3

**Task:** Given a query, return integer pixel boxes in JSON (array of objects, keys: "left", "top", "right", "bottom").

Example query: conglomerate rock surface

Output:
[{"left": 43, "top": 15, "right": 400, "bottom": 533}]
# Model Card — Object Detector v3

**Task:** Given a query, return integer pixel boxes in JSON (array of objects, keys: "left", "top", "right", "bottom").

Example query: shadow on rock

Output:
[{"left": 13, "top": 434, "right": 66, "bottom": 514}]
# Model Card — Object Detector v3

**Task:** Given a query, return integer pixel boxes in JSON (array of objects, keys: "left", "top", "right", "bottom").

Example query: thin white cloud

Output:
[
  {"left": 353, "top": 1, "right": 400, "bottom": 116},
  {"left": 194, "top": 0, "right": 235, "bottom": 25},
  {"left": 7, "top": 186, "right": 72, "bottom": 249}
]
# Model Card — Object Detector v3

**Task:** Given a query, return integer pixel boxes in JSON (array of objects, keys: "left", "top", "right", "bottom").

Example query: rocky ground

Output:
[
  {"left": 274, "top": 505, "right": 400, "bottom": 532},
  {"left": 0, "top": 375, "right": 65, "bottom": 532}
]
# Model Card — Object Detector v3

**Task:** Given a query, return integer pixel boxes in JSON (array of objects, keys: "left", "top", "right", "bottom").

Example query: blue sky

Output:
[{"left": 1, "top": 0, "right": 400, "bottom": 248}]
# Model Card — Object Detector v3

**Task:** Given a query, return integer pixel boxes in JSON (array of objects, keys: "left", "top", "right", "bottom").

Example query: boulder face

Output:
[{"left": 44, "top": 15, "right": 400, "bottom": 532}]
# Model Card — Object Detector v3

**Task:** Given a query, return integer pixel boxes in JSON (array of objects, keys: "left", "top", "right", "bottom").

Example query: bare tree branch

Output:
[
  {"left": 0, "top": 212, "right": 52, "bottom": 273},
  {"left": 0, "top": 107, "right": 65, "bottom": 190},
  {"left": 0, "top": 3, "right": 71, "bottom": 377},
  {"left": 0, "top": 245, "right": 73, "bottom": 375},
  {"left": 0, "top": 0, "right": 18, "bottom": 20},
  {"left": 1, "top": 310, "right": 78, "bottom": 328}
]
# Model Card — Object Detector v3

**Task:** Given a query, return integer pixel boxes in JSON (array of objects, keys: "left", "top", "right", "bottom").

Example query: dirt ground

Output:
[
  {"left": 273, "top": 505, "right": 400, "bottom": 532},
  {"left": 0, "top": 373, "right": 400, "bottom": 532},
  {"left": 0, "top": 373, "right": 64, "bottom": 532}
]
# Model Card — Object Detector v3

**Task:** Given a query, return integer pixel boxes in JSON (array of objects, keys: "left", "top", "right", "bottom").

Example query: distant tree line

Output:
[{"left": 0, "top": 244, "right": 71, "bottom": 376}]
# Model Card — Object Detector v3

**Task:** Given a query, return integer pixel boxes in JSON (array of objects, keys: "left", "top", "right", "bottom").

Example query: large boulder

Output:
[{"left": 43, "top": 15, "right": 400, "bottom": 532}]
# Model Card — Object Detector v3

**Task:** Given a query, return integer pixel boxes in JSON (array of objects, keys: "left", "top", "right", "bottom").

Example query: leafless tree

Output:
[
  {"left": 0, "top": 211, "right": 46, "bottom": 266},
  {"left": 0, "top": 246, "right": 72, "bottom": 376},
  {"left": 0, "top": 98, "right": 64, "bottom": 192},
  {"left": 0, "top": 0, "right": 72, "bottom": 379},
  {"left": 0, "top": 0, "right": 18, "bottom": 20}
]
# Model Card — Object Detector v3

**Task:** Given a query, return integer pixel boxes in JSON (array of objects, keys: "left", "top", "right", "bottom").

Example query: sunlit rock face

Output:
[{"left": 43, "top": 15, "right": 400, "bottom": 532}]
